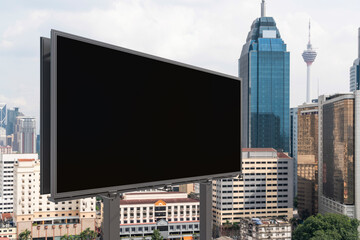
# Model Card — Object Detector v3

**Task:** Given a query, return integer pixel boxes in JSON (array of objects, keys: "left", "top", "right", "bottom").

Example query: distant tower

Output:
[
  {"left": 302, "top": 21, "right": 317, "bottom": 103},
  {"left": 350, "top": 27, "right": 360, "bottom": 92}
]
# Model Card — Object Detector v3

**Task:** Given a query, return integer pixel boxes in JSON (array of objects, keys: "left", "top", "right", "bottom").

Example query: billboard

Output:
[{"left": 42, "top": 30, "right": 241, "bottom": 201}]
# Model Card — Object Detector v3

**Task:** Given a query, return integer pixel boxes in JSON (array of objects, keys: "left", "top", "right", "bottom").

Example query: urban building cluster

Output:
[{"left": 0, "top": 0, "right": 359, "bottom": 239}]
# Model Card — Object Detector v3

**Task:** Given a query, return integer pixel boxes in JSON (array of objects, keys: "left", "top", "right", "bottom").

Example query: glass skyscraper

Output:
[
  {"left": 349, "top": 28, "right": 360, "bottom": 92},
  {"left": 239, "top": 2, "right": 290, "bottom": 152}
]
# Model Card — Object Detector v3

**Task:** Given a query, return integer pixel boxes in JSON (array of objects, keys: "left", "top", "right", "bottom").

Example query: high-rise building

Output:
[
  {"left": 297, "top": 102, "right": 318, "bottom": 218},
  {"left": 0, "top": 104, "right": 6, "bottom": 129},
  {"left": 239, "top": 0, "right": 290, "bottom": 152},
  {"left": 0, "top": 127, "right": 6, "bottom": 146},
  {"left": 0, "top": 153, "right": 38, "bottom": 213},
  {"left": 302, "top": 21, "right": 317, "bottom": 103},
  {"left": 13, "top": 116, "right": 36, "bottom": 154},
  {"left": 13, "top": 158, "right": 96, "bottom": 239},
  {"left": 290, "top": 107, "right": 298, "bottom": 197},
  {"left": 6, "top": 107, "right": 23, "bottom": 136},
  {"left": 318, "top": 92, "right": 360, "bottom": 219},
  {"left": 212, "top": 148, "right": 293, "bottom": 226},
  {"left": 350, "top": 28, "right": 360, "bottom": 92}
]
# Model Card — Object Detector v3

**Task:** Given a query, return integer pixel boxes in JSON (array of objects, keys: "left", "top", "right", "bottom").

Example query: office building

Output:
[
  {"left": 239, "top": 0, "right": 290, "bottom": 152},
  {"left": 240, "top": 218, "right": 291, "bottom": 240},
  {"left": 0, "top": 105, "right": 6, "bottom": 130},
  {"left": 350, "top": 28, "right": 360, "bottom": 92},
  {"left": 290, "top": 107, "right": 298, "bottom": 197},
  {"left": 297, "top": 102, "right": 318, "bottom": 218},
  {"left": 0, "top": 129, "right": 6, "bottom": 147},
  {"left": 0, "top": 147, "right": 12, "bottom": 155},
  {"left": 318, "top": 92, "right": 360, "bottom": 218},
  {"left": 13, "top": 158, "right": 96, "bottom": 239},
  {"left": 6, "top": 108, "right": 23, "bottom": 136},
  {"left": 302, "top": 21, "right": 317, "bottom": 103},
  {"left": 13, "top": 117, "right": 36, "bottom": 154},
  {"left": 0, "top": 153, "right": 38, "bottom": 213},
  {"left": 212, "top": 148, "right": 293, "bottom": 226},
  {"left": 119, "top": 191, "right": 199, "bottom": 239}
]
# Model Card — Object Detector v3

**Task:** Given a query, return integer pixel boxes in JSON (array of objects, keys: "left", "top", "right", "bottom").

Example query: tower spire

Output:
[
  {"left": 308, "top": 20, "right": 311, "bottom": 44},
  {"left": 261, "top": 0, "right": 266, "bottom": 17},
  {"left": 358, "top": 28, "right": 360, "bottom": 58}
]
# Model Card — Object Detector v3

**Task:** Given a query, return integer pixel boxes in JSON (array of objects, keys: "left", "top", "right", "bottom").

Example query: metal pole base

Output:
[
  {"left": 200, "top": 181, "right": 212, "bottom": 240},
  {"left": 101, "top": 193, "right": 120, "bottom": 240}
]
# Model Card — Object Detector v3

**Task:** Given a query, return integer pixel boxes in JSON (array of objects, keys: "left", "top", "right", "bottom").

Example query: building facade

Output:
[
  {"left": 119, "top": 192, "right": 199, "bottom": 239},
  {"left": 239, "top": 1, "right": 290, "bottom": 152},
  {"left": 6, "top": 108, "right": 22, "bottom": 136},
  {"left": 0, "top": 153, "right": 38, "bottom": 214},
  {"left": 0, "top": 105, "right": 6, "bottom": 130},
  {"left": 13, "top": 117, "right": 36, "bottom": 154},
  {"left": 318, "top": 93, "right": 359, "bottom": 218},
  {"left": 350, "top": 28, "right": 360, "bottom": 92},
  {"left": 13, "top": 159, "right": 96, "bottom": 239},
  {"left": 241, "top": 218, "right": 291, "bottom": 240},
  {"left": 297, "top": 102, "right": 318, "bottom": 218},
  {"left": 212, "top": 148, "right": 293, "bottom": 226},
  {"left": 290, "top": 107, "right": 298, "bottom": 197}
]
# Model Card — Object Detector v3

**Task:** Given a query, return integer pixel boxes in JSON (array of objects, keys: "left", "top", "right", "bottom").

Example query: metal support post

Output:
[
  {"left": 200, "top": 181, "right": 212, "bottom": 240},
  {"left": 101, "top": 193, "right": 120, "bottom": 240}
]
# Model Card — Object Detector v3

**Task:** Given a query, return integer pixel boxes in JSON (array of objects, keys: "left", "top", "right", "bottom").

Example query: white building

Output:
[
  {"left": 213, "top": 148, "right": 294, "bottom": 226},
  {"left": 13, "top": 158, "right": 96, "bottom": 239},
  {"left": 241, "top": 218, "right": 291, "bottom": 240},
  {"left": 0, "top": 153, "right": 38, "bottom": 214},
  {"left": 119, "top": 191, "right": 199, "bottom": 239}
]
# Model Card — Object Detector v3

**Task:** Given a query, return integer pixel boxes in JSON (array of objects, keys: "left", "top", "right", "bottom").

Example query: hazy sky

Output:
[{"left": 0, "top": 0, "right": 359, "bottom": 132}]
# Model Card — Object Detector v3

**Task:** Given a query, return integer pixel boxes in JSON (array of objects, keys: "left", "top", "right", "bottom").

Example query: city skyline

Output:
[{"left": 0, "top": 0, "right": 359, "bottom": 130}]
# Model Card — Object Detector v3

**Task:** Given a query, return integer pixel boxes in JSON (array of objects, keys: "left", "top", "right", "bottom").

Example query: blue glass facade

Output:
[{"left": 239, "top": 17, "right": 290, "bottom": 152}]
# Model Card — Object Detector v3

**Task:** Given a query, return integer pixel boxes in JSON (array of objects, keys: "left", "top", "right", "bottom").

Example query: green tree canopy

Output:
[
  {"left": 151, "top": 229, "right": 164, "bottom": 240},
  {"left": 292, "top": 213, "right": 359, "bottom": 240},
  {"left": 19, "top": 229, "right": 31, "bottom": 240}
]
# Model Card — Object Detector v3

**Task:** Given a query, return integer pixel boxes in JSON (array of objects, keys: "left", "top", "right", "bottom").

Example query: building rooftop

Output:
[
  {"left": 242, "top": 148, "right": 276, "bottom": 152},
  {"left": 120, "top": 198, "right": 199, "bottom": 205}
]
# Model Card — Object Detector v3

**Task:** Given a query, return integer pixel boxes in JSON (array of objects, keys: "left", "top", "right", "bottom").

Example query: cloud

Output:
[{"left": 0, "top": 0, "right": 359, "bottom": 130}]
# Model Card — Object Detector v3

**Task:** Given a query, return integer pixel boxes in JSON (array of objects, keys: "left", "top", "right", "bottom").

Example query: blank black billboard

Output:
[{"left": 46, "top": 30, "right": 241, "bottom": 200}]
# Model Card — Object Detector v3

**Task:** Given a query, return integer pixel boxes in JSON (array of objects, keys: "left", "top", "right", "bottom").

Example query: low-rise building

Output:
[
  {"left": 241, "top": 218, "right": 291, "bottom": 240},
  {"left": 119, "top": 191, "right": 200, "bottom": 239}
]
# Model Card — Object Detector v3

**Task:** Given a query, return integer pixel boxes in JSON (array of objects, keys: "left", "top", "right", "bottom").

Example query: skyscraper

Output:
[
  {"left": 239, "top": 0, "right": 290, "bottom": 152},
  {"left": 290, "top": 107, "right": 298, "bottom": 197},
  {"left": 6, "top": 107, "right": 23, "bottom": 135},
  {"left": 297, "top": 102, "right": 318, "bottom": 218},
  {"left": 350, "top": 28, "right": 360, "bottom": 92},
  {"left": 13, "top": 116, "right": 36, "bottom": 153},
  {"left": 0, "top": 103, "right": 6, "bottom": 129},
  {"left": 302, "top": 21, "right": 317, "bottom": 103},
  {"left": 318, "top": 92, "right": 360, "bottom": 219}
]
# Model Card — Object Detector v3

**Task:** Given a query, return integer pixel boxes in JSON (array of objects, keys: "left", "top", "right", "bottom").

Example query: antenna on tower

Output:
[
  {"left": 308, "top": 19, "right": 311, "bottom": 44},
  {"left": 261, "top": 0, "right": 266, "bottom": 17}
]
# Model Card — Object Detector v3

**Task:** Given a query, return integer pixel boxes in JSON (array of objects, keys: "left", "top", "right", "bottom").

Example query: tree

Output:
[
  {"left": 151, "top": 229, "right": 163, "bottom": 240},
  {"left": 61, "top": 234, "right": 74, "bottom": 240},
  {"left": 79, "top": 227, "right": 97, "bottom": 240},
  {"left": 292, "top": 213, "right": 359, "bottom": 240},
  {"left": 19, "top": 229, "right": 31, "bottom": 240}
]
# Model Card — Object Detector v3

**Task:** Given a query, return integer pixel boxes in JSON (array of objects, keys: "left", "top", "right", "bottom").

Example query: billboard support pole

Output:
[
  {"left": 200, "top": 181, "right": 212, "bottom": 240},
  {"left": 101, "top": 193, "right": 120, "bottom": 240}
]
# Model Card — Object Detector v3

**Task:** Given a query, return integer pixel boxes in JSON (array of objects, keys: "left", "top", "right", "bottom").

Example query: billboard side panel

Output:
[{"left": 40, "top": 37, "right": 51, "bottom": 195}]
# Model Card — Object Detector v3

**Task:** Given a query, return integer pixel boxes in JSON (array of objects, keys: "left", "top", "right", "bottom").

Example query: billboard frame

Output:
[{"left": 48, "top": 29, "right": 241, "bottom": 202}]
